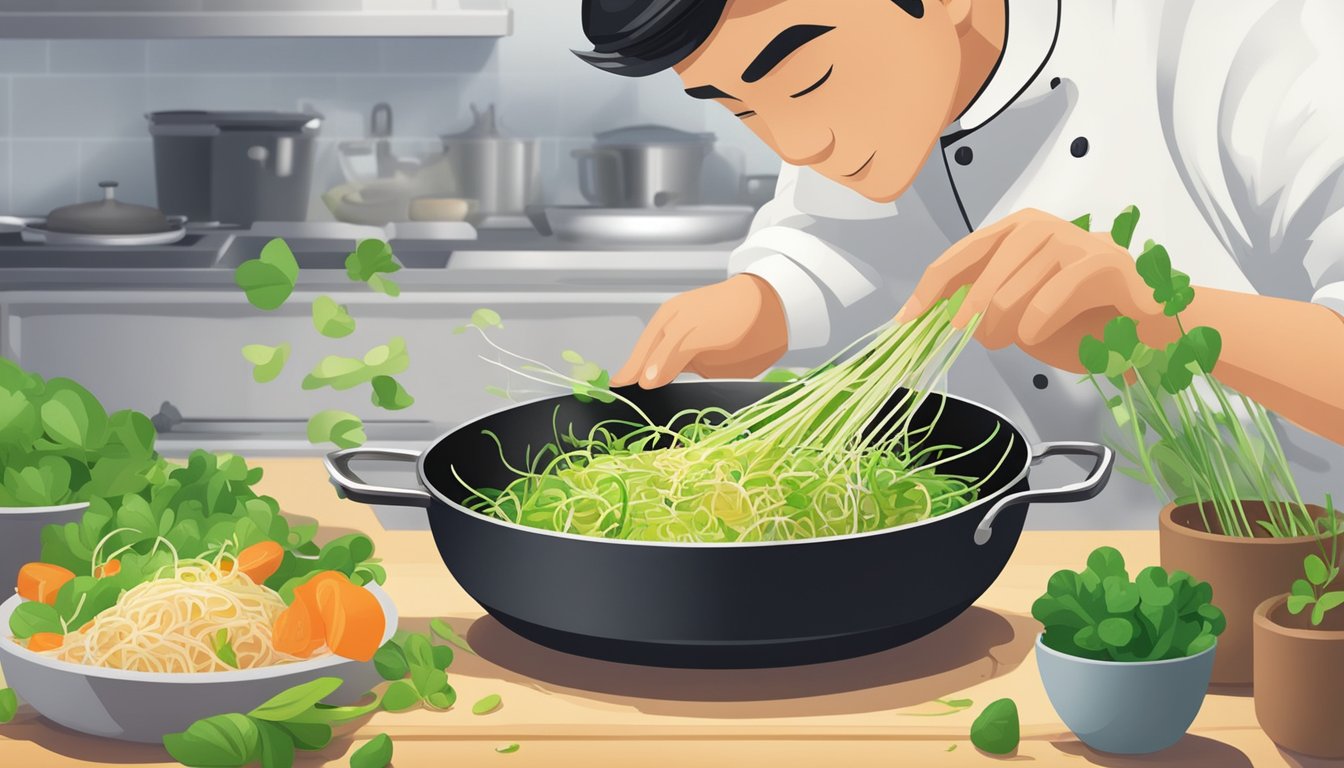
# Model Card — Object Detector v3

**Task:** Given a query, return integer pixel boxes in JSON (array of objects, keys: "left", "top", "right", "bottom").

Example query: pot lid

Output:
[
  {"left": 45, "top": 182, "right": 173, "bottom": 235},
  {"left": 146, "top": 110, "right": 323, "bottom": 132},
  {"left": 594, "top": 124, "right": 715, "bottom": 146}
]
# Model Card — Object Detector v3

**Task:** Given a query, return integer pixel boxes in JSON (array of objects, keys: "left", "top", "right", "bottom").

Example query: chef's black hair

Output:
[{"left": 576, "top": 0, "right": 925, "bottom": 77}]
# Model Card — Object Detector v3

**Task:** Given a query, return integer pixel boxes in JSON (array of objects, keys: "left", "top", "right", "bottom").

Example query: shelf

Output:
[{"left": 0, "top": 9, "right": 512, "bottom": 38}]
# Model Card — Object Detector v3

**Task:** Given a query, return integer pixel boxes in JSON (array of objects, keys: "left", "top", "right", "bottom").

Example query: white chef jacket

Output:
[{"left": 728, "top": 0, "right": 1344, "bottom": 527}]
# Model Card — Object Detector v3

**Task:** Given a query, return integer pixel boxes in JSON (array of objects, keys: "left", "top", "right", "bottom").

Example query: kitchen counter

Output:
[
  {"left": 0, "top": 459, "right": 1311, "bottom": 768},
  {"left": 0, "top": 228, "right": 734, "bottom": 291}
]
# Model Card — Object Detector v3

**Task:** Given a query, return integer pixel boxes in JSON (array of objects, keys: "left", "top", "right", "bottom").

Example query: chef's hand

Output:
[
  {"left": 613, "top": 275, "right": 789, "bottom": 389},
  {"left": 895, "top": 209, "right": 1176, "bottom": 372}
]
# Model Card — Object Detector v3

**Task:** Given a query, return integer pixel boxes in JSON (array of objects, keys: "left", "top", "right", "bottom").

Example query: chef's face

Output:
[{"left": 676, "top": 0, "right": 966, "bottom": 203}]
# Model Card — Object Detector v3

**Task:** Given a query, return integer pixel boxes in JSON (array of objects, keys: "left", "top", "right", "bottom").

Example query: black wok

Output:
[{"left": 326, "top": 381, "right": 1113, "bottom": 668}]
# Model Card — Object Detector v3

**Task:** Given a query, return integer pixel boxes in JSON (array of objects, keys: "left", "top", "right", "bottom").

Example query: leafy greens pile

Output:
[
  {"left": 456, "top": 291, "right": 1011, "bottom": 543},
  {"left": 0, "top": 358, "right": 158, "bottom": 508},
  {"left": 1033, "top": 546, "right": 1225, "bottom": 662}
]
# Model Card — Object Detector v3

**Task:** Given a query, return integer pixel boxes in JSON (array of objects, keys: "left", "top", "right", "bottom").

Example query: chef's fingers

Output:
[
  {"left": 613, "top": 304, "right": 677, "bottom": 386},
  {"left": 1018, "top": 259, "right": 1121, "bottom": 345},
  {"left": 895, "top": 221, "right": 1017, "bottom": 324},
  {"left": 976, "top": 250, "right": 1069, "bottom": 349},
  {"left": 639, "top": 322, "right": 696, "bottom": 389},
  {"left": 952, "top": 226, "right": 1056, "bottom": 328},
  {"left": 690, "top": 347, "right": 785, "bottom": 379}
]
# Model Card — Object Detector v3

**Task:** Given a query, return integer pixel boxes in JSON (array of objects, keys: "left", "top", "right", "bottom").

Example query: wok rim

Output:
[{"left": 416, "top": 381, "right": 1033, "bottom": 550}]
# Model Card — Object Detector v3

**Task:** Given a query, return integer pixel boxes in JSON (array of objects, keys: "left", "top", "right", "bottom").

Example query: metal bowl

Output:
[
  {"left": 0, "top": 503, "right": 89, "bottom": 592},
  {"left": 0, "top": 585, "right": 397, "bottom": 743}
]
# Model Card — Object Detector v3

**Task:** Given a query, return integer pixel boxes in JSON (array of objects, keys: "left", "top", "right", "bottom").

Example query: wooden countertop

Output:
[{"left": 0, "top": 459, "right": 1321, "bottom": 767}]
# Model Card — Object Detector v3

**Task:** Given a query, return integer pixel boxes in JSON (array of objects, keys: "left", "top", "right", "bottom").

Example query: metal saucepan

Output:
[
  {"left": 572, "top": 124, "right": 716, "bottom": 208},
  {"left": 326, "top": 381, "right": 1113, "bottom": 669},
  {"left": 0, "top": 181, "right": 187, "bottom": 246},
  {"left": 439, "top": 104, "right": 541, "bottom": 225}
]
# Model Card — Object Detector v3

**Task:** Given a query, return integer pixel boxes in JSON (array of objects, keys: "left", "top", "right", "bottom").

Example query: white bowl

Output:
[
  {"left": 0, "top": 584, "right": 398, "bottom": 743},
  {"left": 0, "top": 503, "right": 89, "bottom": 592}
]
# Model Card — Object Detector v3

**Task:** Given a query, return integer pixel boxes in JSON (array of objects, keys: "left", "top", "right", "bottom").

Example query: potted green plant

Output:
[
  {"left": 1074, "top": 207, "right": 1333, "bottom": 685},
  {"left": 1032, "top": 546, "right": 1224, "bottom": 754},
  {"left": 0, "top": 358, "right": 160, "bottom": 590},
  {"left": 1253, "top": 496, "right": 1344, "bottom": 758}
]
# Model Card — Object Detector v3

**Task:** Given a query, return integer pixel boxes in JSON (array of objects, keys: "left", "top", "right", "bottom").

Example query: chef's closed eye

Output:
[{"left": 790, "top": 65, "right": 834, "bottom": 99}]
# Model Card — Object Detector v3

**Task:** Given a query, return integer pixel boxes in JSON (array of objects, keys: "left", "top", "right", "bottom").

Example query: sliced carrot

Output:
[
  {"left": 314, "top": 577, "right": 385, "bottom": 663},
  {"left": 94, "top": 559, "right": 121, "bottom": 578},
  {"left": 236, "top": 541, "right": 284, "bottom": 584},
  {"left": 292, "top": 571, "right": 348, "bottom": 611},
  {"left": 17, "top": 563, "right": 76, "bottom": 605},
  {"left": 272, "top": 598, "right": 325, "bottom": 658},
  {"left": 220, "top": 559, "right": 235, "bottom": 574},
  {"left": 27, "top": 632, "right": 64, "bottom": 652}
]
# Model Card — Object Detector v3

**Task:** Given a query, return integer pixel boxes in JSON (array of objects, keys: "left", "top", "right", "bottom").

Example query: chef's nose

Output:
[{"left": 770, "top": 123, "right": 837, "bottom": 167}]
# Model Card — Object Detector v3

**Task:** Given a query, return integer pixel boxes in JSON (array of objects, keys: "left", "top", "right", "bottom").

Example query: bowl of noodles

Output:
[{"left": 0, "top": 557, "right": 398, "bottom": 743}]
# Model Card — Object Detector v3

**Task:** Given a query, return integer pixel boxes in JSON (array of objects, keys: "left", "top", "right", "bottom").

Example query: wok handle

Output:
[
  {"left": 324, "top": 448, "right": 432, "bottom": 508},
  {"left": 973, "top": 441, "right": 1115, "bottom": 546}
]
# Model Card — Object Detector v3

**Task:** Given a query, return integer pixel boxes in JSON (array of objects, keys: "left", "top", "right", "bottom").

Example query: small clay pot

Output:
[
  {"left": 1253, "top": 595, "right": 1344, "bottom": 758},
  {"left": 1158, "top": 502, "right": 1334, "bottom": 685}
]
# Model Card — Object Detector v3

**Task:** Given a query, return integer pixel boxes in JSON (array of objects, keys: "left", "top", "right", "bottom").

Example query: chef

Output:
[{"left": 576, "top": 0, "right": 1344, "bottom": 520}]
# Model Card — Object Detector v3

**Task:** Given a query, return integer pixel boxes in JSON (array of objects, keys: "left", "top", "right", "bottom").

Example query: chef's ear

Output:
[{"left": 942, "top": 0, "right": 974, "bottom": 35}]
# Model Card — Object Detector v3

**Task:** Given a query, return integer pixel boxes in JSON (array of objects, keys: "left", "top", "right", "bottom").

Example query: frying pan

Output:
[{"left": 326, "top": 381, "right": 1113, "bottom": 669}]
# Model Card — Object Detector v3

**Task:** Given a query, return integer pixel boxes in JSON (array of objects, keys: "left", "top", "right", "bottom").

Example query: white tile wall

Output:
[{"left": 0, "top": 0, "right": 783, "bottom": 214}]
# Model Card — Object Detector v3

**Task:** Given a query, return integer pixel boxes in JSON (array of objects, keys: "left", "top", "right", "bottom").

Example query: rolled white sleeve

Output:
[
  {"left": 725, "top": 163, "right": 903, "bottom": 351},
  {"left": 1208, "top": 0, "right": 1344, "bottom": 317}
]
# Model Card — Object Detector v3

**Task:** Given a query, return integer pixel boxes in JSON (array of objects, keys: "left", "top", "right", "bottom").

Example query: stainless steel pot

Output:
[
  {"left": 573, "top": 124, "right": 715, "bottom": 208},
  {"left": 147, "top": 110, "right": 322, "bottom": 227},
  {"left": 439, "top": 105, "right": 541, "bottom": 226}
]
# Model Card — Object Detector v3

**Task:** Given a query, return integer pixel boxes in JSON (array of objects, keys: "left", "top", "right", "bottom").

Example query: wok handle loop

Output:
[
  {"left": 324, "top": 448, "right": 432, "bottom": 508},
  {"left": 973, "top": 441, "right": 1115, "bottom": 546}
]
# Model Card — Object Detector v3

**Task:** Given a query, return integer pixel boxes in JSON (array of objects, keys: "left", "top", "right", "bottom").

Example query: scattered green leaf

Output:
[
  {"left": 430, "top": 618, "right": 476, "bottom": 655},
  {"left": 306, "top": 410, "right": 366, "bottom": 449},
  {"left": 0, "top": 688, "right": 17, "bottom": 724},
  {"left": 970, "top": 698, "right": 1019, "bottom": 756},
  {"left": 496, "top": 744, "right": 520, "bottom": 754},
  {"left": 235, "top": 239, "right": 299, "bottom": 311},
  {"left": 241, "top": 344, "right": 291, "bottom": 384},
  {"left": 349, "top": 734, "right": 393, "bottom": 768},
  {"left": 370, "top": 376, "right": 415, "bottom": 411},
  {"left": 472, "top": 694, "right": 502, "bottom": 716},
  {"left": 312, "top": 296, "right": 356, "bottom": 338}
]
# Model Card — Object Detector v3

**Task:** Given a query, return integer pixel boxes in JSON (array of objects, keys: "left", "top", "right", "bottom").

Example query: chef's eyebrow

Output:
[
  {"left": 742, "top": 24, "right": 834, "bottom": 83},
  {"left": 685, "top": 85, "right": 738, "bottom": 101}
]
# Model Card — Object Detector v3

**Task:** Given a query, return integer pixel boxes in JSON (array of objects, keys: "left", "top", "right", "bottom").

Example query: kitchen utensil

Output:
[
  {"left": 0, "top": 503, "right": 88, "bottom": 595},
  {"left": 0, "top": 585, "right": 397, "bottom": 743},
  {"left": 541, "top": 205, "right": 755, "bottom": 245},
  {"left": 322, "top": 176, "right": 422, "bottom": 226},
  {"left": 326, "top": 381, "right": 1114, "bottom": 669},
  {"left": 148, "top": 110, "right": 322, "bottom": 227},
  {"left": 573, "top": 124, "right": 715, "bottom": 208},
  {"left": 0, "top": 182, "right": 188, "bottom": 246},
  {"left": 439, "top": 104, "right": 541, "bottom": 226}
]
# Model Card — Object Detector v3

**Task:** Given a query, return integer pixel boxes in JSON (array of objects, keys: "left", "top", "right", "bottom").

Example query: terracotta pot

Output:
[
  {"left": 1158, "top": 502, "right": 1333, "bottom": 685},
  {"left": 1253, "top": 595, "right": 1344, "bottom": 758}
]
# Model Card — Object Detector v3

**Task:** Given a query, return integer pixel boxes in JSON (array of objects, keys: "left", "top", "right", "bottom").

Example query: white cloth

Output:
[{"left": 727, "top": 0, "right": 1344, "bottom": 526}]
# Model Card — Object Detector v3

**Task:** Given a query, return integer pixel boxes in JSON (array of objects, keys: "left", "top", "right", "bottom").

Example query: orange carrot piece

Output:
[
  {"left": 314, "top": 578, "right": 385, "bottom": 663},
  {"left": 236, "top": 541, "right": 284, "bottom": 584},
  {"left": 272, "top": 598, "right": 325, "bottom": 658},
  {"left": 94, "top": 559, "right": 121, "bottom": 578},
  {"left": 17, "top": 563, "right": 76, "bottom": 605},
  {"left": 292, "top": 571, "right": 348, "bottom": 610},
  {"left": 27, "top": 632, "right": 64, "bottom": 652}
]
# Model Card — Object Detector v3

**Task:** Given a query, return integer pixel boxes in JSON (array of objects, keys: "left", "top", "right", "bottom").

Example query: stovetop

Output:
[{"left": 0, "top": 220, "right": 480, "bottom": 270}]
